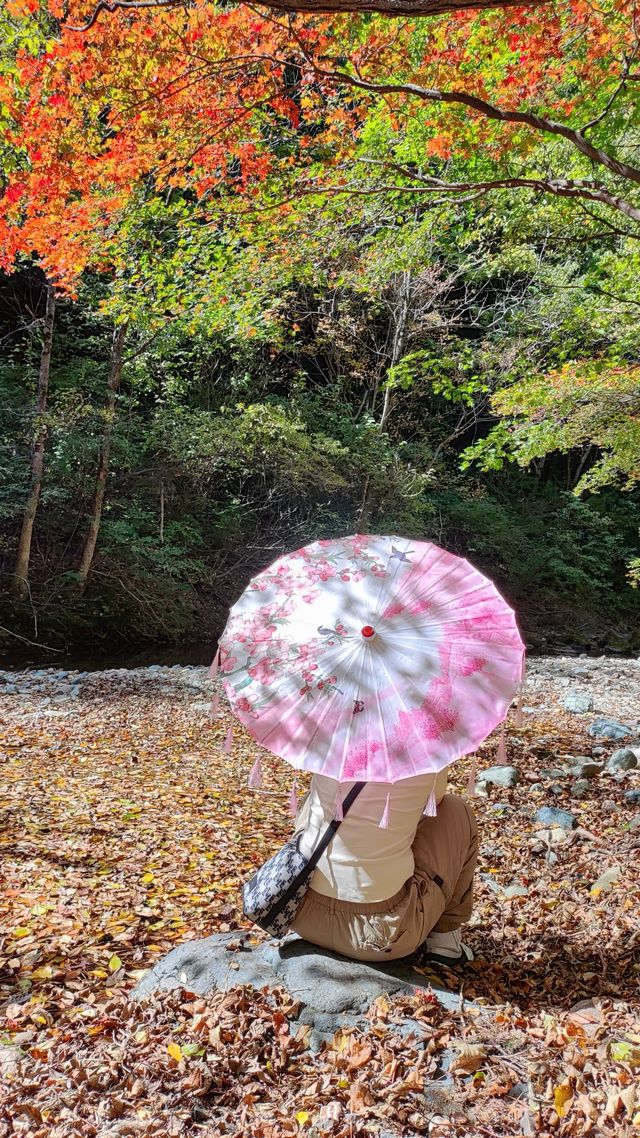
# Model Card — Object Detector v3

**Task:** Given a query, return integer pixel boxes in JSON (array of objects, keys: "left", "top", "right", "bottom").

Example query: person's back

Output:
[{"left": 296, "top": 771, "right": 447, "bottom": 901}]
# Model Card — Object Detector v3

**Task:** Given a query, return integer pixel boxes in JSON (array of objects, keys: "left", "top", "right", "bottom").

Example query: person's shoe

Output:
[{"left": 422, "top": 928, "right": 474, "bottom": 966}]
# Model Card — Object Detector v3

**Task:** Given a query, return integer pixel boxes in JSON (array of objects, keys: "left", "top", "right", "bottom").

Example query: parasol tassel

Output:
[
  {"left": 248, "top": 757, "right": 263, "bottom": 788},
  {"left": 288, "top": 779, "right": 298, "bottom": 817},
  {"left": 466, "top": 754, "right": 477, "bottom": 798},
  {"left": 514, "top": 654, "right": 526, "bottom": 728},
  {"left": 379, "top": 792, "right": 391, "bottom": 829},
  {"left": 334, "top": 786, "right": 344, "bottom": 821},
  {"left": 223, "top": 726, "right": 233, "bottom": 754},
  {"left": 423, "top": 784, "right": 438, "bottom": 817},
  {"left": 209, "top": 691, "right": 220, "bottom": 721},
  {"left": 496, "top": 725, "right": 507, "bottom": 763},
  {"left": 514, "top": 693, "right": 524, "bottom": 729}
]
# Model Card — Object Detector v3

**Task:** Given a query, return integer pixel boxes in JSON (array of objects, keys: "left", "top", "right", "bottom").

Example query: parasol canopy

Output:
[{"left": 216, "top": 534, "right": 525, "bottom": 784}]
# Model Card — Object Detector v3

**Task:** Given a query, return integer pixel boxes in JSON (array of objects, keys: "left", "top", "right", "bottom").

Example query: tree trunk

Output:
[
  {"left": 12, "top": 282, "right": 56, "bottom": 601},
  {"left": 159, "top": 477, "right": 165, "bottom": 543},
  {"left": 75, "top": 322, "right": 128, "bottom": 595},
  {"left": 358, "top": 271, "right": 412, "bottom": 529}
]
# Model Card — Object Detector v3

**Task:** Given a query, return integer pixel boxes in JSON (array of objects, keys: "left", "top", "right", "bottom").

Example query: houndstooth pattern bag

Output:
[{"left": 242, "top": 782, "right": 365, "bottom": 937}]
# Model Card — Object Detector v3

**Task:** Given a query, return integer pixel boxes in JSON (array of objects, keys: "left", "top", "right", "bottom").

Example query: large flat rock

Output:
[{"left": 133, "top": 932, "right": 460, "bottom": 1050}]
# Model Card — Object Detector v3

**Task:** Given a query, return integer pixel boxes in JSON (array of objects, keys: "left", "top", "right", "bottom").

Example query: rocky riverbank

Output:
[
  {"left": 2, "top": 652, "right": 639, "bottom": 730},
  {"left": 1, "top": 653, "right": 639, "bottom": 1137}
]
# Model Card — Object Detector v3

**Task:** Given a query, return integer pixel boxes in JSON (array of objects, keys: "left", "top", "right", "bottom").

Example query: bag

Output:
[{"left": 242, "top": 781, "right": 365, "bottom": 936}]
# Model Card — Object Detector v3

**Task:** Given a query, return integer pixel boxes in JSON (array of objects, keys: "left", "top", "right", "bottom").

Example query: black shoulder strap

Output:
[
  {"left": 300, "top": 780, "right": 366, "bottom": 874},
  {"left": 261, "top": 780, "right": 366, "bottom": 927}
]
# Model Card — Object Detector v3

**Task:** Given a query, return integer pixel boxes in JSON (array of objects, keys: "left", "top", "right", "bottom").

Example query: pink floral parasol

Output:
[{"left": 216, "top": 534, "right": 525, "bottom": 785}]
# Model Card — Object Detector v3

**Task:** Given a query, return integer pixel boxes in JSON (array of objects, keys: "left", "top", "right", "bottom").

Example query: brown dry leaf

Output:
[
  {"left": 347, "top": 1039, "right": 373, "bottom": 1069},
  {"left": 348, "top": 1080, "right": 374, "bottom": 1113},
  {"left": 450, "top": 1042, "right": 487, "bottom": 1075}
]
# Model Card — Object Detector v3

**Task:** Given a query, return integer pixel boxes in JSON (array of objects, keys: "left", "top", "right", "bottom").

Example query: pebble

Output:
[
  {"left": 535, "top": 807, "right": 577, "bottom": 830},
  {"left": 564, "top": 692, "right": 594, "bottom": 713},
  {"left": 588, "top": 718, "right": 634, "bottom": 740},
  {"left": 478, "top": 765, "right": 520, "bottom": 788},
  {"left": 571, "top": 780, "right": 591, "bottom": 797},
  {"left": 624, "top": 788, "right": 640, "bottom": 803},
  {"left": 601, "top": 799, "right": 618, "bottom": 813},
  {"left": 608, "top": 748, "right": 638, "bottom": 771}
]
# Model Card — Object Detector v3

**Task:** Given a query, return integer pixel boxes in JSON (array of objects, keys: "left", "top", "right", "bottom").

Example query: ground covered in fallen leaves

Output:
[{"left": 1, "top": 659, "right": 639, "bottom": 1137}]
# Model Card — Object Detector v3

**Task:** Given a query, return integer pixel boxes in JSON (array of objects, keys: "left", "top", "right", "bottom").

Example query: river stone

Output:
[
  {"left": 567, "top": 761, "right": 603, "bottom": 779},
  {"left": 534, "top": 807, "right": 577, "bottom": 830},
  {"left": 477, "top": 765, "right": 520, "bottom": 788},
  {"left": 563, "top": 692, "right": 594, "bottom": 714},
  {"left": 588, "top": 718, "right": 633, "bottom": 740},
  {"left": 608, "top": 748, "right": 638, "bottom": 771},
  {"left": 624, "top": 788, "right": 640, "bottom": 803},
  {"left": 133, "top": 932, "right": 462, "bottom": 1047}
]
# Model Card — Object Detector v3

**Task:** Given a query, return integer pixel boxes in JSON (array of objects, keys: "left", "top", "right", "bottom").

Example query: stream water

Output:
[{"left": 0, "top": 641, "right": 217, "bottom": 673}]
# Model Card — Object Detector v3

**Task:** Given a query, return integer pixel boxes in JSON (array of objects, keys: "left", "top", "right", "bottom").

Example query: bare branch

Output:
[
  {"left": 295, "top": 172, "right": 640, "bottom": 225},
  {"left": 68, "top": 0, "right": 549, "bottom": 34}
]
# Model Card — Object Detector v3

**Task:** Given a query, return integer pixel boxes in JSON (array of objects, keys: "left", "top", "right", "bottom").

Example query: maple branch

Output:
[
  {"left": 310, "top": 65, "right": 640, "bottom": 189},
  {"left": 295, "top": 172, "right": 640, "bottom": 225},
  {"left": 68, "top": 0, "right": 549, "bottom": 33}
]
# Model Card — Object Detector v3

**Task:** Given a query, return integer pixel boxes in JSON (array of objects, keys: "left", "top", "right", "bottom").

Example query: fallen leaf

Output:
[
  {"left": 450, "top": 1042, "right": 486, "bottom": 1075},
  {"left": 554, "top": 1082, "right": 573, "bottom": 1118}
]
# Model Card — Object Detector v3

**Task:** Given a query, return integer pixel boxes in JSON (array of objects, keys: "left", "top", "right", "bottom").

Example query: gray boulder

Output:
[
  {"left": 535, "top": 807, "right": 577, "bottom": 830},
  {"left": 588, "top": 718, "right": 633, "bottom": 740},
  {"left": 608, "top": 748, "right": 638, "bottom": 771},
  {"left": 477, "top": 765, "right": 520, "bottom": 788},
  {"left": 563, "top": 692, "right": 594, "bottom": 714},
  {"left": 133, "top": 932, "right": 462, "bottom": 1050}
]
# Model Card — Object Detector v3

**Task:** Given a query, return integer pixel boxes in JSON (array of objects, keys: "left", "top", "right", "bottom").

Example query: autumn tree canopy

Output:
[{"left": 1, "top": 0, "right": 640, "bottom": 288}]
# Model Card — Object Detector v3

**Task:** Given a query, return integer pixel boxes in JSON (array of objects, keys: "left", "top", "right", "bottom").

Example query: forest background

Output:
[{"left": 1, "top": 0, "right": 639, "bottom": 663}]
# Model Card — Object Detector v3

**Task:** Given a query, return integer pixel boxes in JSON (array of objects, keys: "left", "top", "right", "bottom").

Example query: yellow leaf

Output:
[
  {"left": 31, "top": 965, "right": 53, "bottom": 979},
  {"left": 554, "top": 1082, "right": 573, "bottom": 1118},
  {"left": 295, "top": 1112, "right": 310, "bottom": 1125},
  {"left": 12, "top": 927, "right": 31, "bottom": 938},
  {"left": 141, "top": 872, "right": 155, "bottom": 885},
  {"left": 167, "top": 1042, "right": 183, "bottom": 1062},
  {"left": 108, "top": 954, "right": 122, "bottom": 972},
  {"left": 333, "top": 1031, "right": 350, "bottom": 1054}
]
